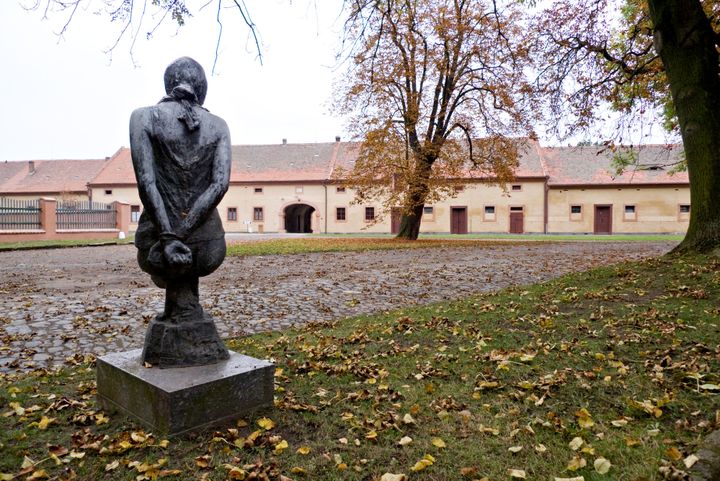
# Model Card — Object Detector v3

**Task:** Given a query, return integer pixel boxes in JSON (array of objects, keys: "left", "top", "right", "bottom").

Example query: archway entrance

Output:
[{"left": 284, "top": 204, "right": 315, "bottom": 233}]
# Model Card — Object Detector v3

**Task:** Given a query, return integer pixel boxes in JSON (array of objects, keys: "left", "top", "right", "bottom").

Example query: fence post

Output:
[
  {"left": 114, "top": 201, "right": 130, "bottom": 236},
  {"left": 39, "top": 198, "right": 57, "bottom": 235}
]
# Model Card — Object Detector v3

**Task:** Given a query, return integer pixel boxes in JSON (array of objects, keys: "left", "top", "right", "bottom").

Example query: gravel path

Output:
[{"left": 0, "top": 241, "right": 675, "bottom": 373}]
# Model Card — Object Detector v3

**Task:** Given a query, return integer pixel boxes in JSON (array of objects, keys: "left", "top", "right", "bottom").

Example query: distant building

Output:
[{"left": 1, "top": 140, "right": 690, "bottom": 235}]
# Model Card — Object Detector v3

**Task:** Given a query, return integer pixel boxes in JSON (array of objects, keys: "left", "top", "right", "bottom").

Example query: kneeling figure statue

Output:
[{"left": 130, "top": 57, "right": 231, "bottom": 368}]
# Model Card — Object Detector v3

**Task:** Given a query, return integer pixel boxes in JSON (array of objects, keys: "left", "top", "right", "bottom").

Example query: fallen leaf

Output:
[
  {"left": 569, "top": 437, "right": 584, "bottom": 451},
  {"left": 410, "top": 454, "right": 435, "bottom": 472},
  {"left": 684, "top": 454, "right": 700, "bottom": 469},
  {"left": 257, "top": 417, "right": 275, "bottom": 430},
  {"left": 296, "top": 446, "right": 311, "bottom": 455},
  {"left": 509, "top": 445, "right": 523, "bottom": 453},
  {"left": 508, "top": 468, "right": 526, "bottom": 479},
  {"left": 567, "top": 456, "right": 587, "bottom": 471},
  {"left": 594, "top": 457, "right": 611, "bottom": 474},
  {"left": 274, "top": 439, "right": 289, "bottom": 454},
  {"left": 431, "top": 437, "right": 446, "bottom": 448},
  {"left": 380, "top": 474, "right": 406, "bottom": 481},
  {"left": 105, "top": 460, "right": 120, "bottom": 471},
  {"left": 402, "top": 413, "right": 416, "bottom": 424},
  {"left": 398, "top": 436, "right": 413, "bottom": 446}
]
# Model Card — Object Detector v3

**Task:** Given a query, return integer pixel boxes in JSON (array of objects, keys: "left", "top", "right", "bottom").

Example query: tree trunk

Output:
[
  {"left": 396, "top": 154, "right": 433, "bottom": 240},
  {"left": 649, "top": 0, "right": 720, "bottom": 253}
]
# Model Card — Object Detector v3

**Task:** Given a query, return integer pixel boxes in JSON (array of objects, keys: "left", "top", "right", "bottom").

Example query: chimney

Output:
[
  {"left": 28, "top": 161, "right": 35, "bottom": 174},
  {"left": 335, "top": 136, "right": 341, "bottom": 142},
  {"left": 282, "top": 138, "right": 287, "bottom": 145}
]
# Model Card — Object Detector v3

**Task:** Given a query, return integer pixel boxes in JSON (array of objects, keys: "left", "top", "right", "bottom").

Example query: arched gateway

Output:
[{"left": 283, "top": 203, "right": 315, "bottom": 233}]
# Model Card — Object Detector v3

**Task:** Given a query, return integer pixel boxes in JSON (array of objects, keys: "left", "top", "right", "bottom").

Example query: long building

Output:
[{"left": 0, "top": 139, "right": 690, "bottom": 235}]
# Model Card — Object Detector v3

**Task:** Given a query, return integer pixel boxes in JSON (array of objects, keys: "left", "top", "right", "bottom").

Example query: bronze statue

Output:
[{"left": 130, "top": 57, "right": 231, "bottom": 368}]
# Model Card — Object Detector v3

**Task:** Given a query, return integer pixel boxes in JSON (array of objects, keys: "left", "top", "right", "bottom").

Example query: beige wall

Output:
[
  {"left": 91, "top": 186, "right": 143, "bottom": 230},
  {"left": 548, "top": 185, "right": 690, "bottom": 234}
]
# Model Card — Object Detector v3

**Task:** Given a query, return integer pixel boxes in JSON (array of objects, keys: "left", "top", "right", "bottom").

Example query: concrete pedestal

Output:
[{"left": 96, "top": 349, "right": 274, "bottom": 436}]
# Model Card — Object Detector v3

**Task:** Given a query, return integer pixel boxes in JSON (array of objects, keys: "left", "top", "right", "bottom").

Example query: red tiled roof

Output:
[
  {"left": 0, "top": 158, "right": 108, "bottom": 195},
  {"left": 89, "top": 148, "right": 135, "bottom": 186},
  {"left": 541, "top": 145, "right": 689, "bottom": 186}
]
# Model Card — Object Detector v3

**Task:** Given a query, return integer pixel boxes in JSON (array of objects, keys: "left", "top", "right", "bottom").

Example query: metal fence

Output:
[
  {"left": 57, "top": 201, "right": 116, "bottom": 229},
  {"left": 0, "top": 198, "right": 41, "bottom": 230}
]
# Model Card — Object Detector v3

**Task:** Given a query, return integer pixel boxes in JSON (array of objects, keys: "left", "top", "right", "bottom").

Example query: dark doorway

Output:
[
  {"left": 594, "top": 205, "right": 612, "bottom": 234},
  {"left": 450, "top": 207, "right": 468, "bottom": 234},
  {"left": 509, "top": 207, "right": 524, "bottom": 234},
  {"left": 284, "top": 204, "right": 315, "bottom": 233},
  {"left": 391, "top": 208, "right": 402, "bottom": 234}
]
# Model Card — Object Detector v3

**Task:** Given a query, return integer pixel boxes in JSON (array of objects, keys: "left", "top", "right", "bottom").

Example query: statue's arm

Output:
[
  {"left": 129, "top": 108, "right": 174, "bottom": 236},
  {"left": 176, "top": 119, "right": 232, "bottom": 239}
]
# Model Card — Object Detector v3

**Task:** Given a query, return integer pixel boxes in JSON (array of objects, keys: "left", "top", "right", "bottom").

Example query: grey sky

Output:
[{"left": 0, "top": 0, "right": 346, "bottom": 161}]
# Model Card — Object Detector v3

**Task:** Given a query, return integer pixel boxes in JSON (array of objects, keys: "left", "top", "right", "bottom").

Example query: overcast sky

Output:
[{"left": 0, "top": 0, "right": 347, "bottom": 161}]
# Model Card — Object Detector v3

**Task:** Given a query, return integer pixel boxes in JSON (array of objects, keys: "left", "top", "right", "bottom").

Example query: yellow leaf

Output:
[
  {"left": 0, "top": 474, "right": 14, "bottom": 481},
  {"left": 508, "top": 468, "right": 526, "bottom": 478},
  {"left": 226, "top": 466, "right": 247, "bottom": 480},
  {"left": 593, "top": 457, "right": 611, "bottom": 475},
  {"left": 666, "top": 447, "right": 682, "bottom": 461},
  {"left": 568, "top": 437, "right": 584, "bottom": 451},
  {"left": 508, "top": 445, "right": 523, "bottom": 453},
  {"left": 95, "top": 413, "right": 110, "bottom": 425},
  {"left": 158, "top": 439, "right": 170, "bottom": 448},
  {"left": 291, "top": 467, "right": 307, "bottom": 474},
  {"left": 296, "top": 446, "right": 311, "bottom": 455},
  {"left": 575, "top": 408, "right": 594, "bottom": 429},
  {"left": 610, "top": 419, "right": 628, "bottom": 427},
  {"left": 68, "top": 451, "right": 85, "bottom": 459},
  {"left": 567, "top": 456, "right": 587, "bottom": 471},
  {"left": 365, "top": 430, "right": 378, "bottom": 440},
  {"left": 410, "top": 454, "right": 435, "bottom": 472},
  {"left": 431, "top": 437, "right": 446, "bottom": 448},
  {"left": 274, "top": 439, "right": 289, "bottom": 454},
  {"left": 21, "top": 456, "right": 35, "bottom": 469},
  {"left": 402, "top": 413, "right": 416, "bottom": 424},
  {"left": 554, "top": 477, "right": 585, "bottom": 481},
  {"left": 36, "top": 416, "right": 55, "bottom": 430},
  {"left": 398, "top": 436, "right": 413, "bottom": 446},
  {"left": 684, "top": 454, "right": 700, "bottom": 469},
  {"left": 27, "top": 470, "right": 48, "bottom": 480},
  {"left": 105, "top": 460, "right": 120, "bottom": 471},
  {"left": 380, "top": 474, "right": 406, "bottom": 481},
  {"left": 257, "top": 417, "right": 275, "bottom": 430}
]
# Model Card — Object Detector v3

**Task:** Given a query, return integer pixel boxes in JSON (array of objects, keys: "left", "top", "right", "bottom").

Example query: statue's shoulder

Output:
[{"left": 203, "top": 111, "right": 230, "bottom": 139}]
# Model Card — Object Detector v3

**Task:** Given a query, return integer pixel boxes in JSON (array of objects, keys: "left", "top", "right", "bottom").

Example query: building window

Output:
[
  {"left": 336, "top": 207, "right": 346, "bottom": 221},
  {"left": 680, "top": 204, "right": 691, "bottom": 214},
  {"left": 254, "top": 187, "right": 263, "bottom": 194},
  {"left": 423, "top": 206, "right": 434, "bottom": 215},
  {"left": 227, "top": 207, "right": 238, "bottom": 221},
  {"left": 483, "top": 205, "right": 496, "bottom": 221},
  {"left": 510, "top": 206, "right": 524, "bottom": 212},
  {"left": 624, "top": 204, "right": 637, "bottom": 221},
  {"left": 253, "top": 207, "right": 264, "bottom": 222},
  {"left": 104, "top": 189, "right": 112, "bottom": 195},
  {"left": 131, "top": 205, "right": 141, "bottom": 223},
  {"left": 454, "top": 185, "right": 465, "bottom": 193},
  {"left": 336, "top": 186, "right": 346, "bottom": 193},
  {"left": 571, "top": 205, "right": 582, "bottom": 214},
  {"left": 365, "top": 207, "right": 375, "bottom": 221},
  {"left": 511, "top": 184, "right": 522, "bottom": 191},
  {"left": 295, "top": 186, "right": 304, "bottom": 194}
]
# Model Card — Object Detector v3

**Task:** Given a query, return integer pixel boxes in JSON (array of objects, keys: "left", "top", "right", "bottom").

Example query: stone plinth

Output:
[{"left": 96, "top": 349, "right": 274, "bottom": 436}]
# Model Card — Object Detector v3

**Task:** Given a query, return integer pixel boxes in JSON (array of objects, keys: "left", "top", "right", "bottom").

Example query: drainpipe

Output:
[
  {"left": 324, "top": 184, "right": 328, "bottom": 233},
  {"left": 543, "top": 177, "right": 549, "bottom": 234}
]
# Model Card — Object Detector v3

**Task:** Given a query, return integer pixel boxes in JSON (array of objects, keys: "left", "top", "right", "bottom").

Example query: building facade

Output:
[{"left": 1, "top": 140, "right": 690, "bottom": 235}]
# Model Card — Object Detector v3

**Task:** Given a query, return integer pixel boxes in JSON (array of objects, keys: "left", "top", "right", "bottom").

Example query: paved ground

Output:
[{"left": 0, "top": 241, "right": 675, "bottom": 373}]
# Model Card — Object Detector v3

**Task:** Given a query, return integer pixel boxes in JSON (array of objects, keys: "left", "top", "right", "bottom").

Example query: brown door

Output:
[
  {"left": 509, "top": 207, "right": 524, "bottom": 234},
  {"left": 594, "top": 205, "right": 612, "bottom": 234},
  {"left": 451, "top": 207, "right": 468, "bottom": 234},
  {"left": 391, "top": 208, "right": 402, "bottom": 234}
]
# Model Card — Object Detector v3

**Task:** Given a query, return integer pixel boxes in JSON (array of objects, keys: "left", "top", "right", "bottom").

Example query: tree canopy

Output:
[{"left": 335, "top": 0, "right": 533, "bottom": 239}]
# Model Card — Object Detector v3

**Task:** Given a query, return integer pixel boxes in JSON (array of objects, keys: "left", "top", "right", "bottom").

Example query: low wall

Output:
[{"left": 0, "top": 198, "right": 130, "bottom": 243}]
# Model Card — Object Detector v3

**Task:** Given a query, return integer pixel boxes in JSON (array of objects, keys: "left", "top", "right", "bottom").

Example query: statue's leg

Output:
[{"left": 142, "top": 274, "right": 229, "bottom": 368}]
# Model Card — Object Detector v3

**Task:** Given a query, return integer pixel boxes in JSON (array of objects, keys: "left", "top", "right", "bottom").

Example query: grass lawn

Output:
[
  {"left": 0, "top": 238, "right": 133, "bottom": 251},
  {"left": 1, "top": 253, "right": 718, "bottom": 480}
]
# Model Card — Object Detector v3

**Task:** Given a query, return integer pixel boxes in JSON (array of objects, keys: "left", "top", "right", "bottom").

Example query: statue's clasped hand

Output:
[{"left": 147, "top": 232, "right": 193, "bottom": 275}]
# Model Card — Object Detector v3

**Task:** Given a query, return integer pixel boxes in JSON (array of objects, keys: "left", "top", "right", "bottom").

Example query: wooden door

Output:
[
  {"left": 391, "top": 208, "right": 402, "bottom": 234},
  {"left": 594, "top": 205, "right": 612, "bottom": 234},
  {"left": 509, "top": 208, "right": 524, "bottom": 234},
  {"left": 451, "top": 207, "right": 468, "bottom": 234}
]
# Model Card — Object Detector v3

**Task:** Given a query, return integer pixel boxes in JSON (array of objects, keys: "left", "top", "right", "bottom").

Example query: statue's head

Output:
[{"left": 164, "top": 57, "right": 208, "bottom": 105}]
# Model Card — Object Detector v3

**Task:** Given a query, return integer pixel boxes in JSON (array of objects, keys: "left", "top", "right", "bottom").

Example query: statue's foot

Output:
[{"left": 142, "top": 313, "right": 229, "bottom": 368}]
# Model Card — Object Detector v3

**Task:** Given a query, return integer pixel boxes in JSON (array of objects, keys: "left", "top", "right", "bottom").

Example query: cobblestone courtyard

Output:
[{"left": 0, "top": 241, "right": 675, "bottom": 373}]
